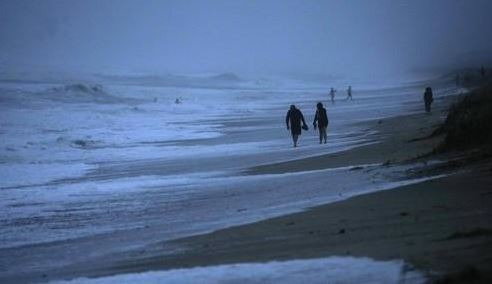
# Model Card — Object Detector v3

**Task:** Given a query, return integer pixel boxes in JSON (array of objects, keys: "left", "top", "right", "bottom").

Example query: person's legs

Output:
[
  {"left": 318, "top": 126, "right": 325, "bottom": 144},
  {"left": 323, "top": 127, "right": 327, "bottom": 143},
  {"left": 292, "top": 134, "right": 299, "bottom": 147}
]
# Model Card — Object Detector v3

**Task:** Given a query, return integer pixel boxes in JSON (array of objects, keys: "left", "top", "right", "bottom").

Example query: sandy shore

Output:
[
  {"left": 90, "top": 98, "right": 492, "bottom": 282},
  {"left": 107, "top": 164, "right": 492, "bottom": 283},
  {"left": 7, "top": 93, "right": 492, "bottom": 283},
  {"left": 248, "top": 106, "right": 449, "bottom": 175}
]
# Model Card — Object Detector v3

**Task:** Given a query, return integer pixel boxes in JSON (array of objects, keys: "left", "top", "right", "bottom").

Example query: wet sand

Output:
[
  {"left": 6, "top": 94, "right": 492, "bottom": 283},
  {"left": 248, "top": 108, "right": 447, "bottom": 175},
  {"left": 93, "top": 107, "right": 492, "bottom": 283},
  {"left": 107, "top": 164, "right": 492, "bottom": 283},
  {"left": 88, "top": 100, "right": 492, "bottom": 282}
]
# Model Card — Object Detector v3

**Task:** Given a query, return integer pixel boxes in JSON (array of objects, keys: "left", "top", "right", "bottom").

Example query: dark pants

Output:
[
  {"left": 318, "top": 126, "right": 327, "bottom": 143},
  {"left": 425, "top": 102, "right": 432, "bottom": 112}
]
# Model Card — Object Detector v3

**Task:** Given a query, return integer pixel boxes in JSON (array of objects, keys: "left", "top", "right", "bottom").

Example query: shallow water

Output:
[
  {"left": 0, "top": 78, "right": 458, "bottom": 281},
  {"left": 51, "top": 256, "right": 426, "bottom": 284}
]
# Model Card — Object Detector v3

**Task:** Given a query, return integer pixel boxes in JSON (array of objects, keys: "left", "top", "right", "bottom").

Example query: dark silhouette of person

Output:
[
  {"left": 424, "top": 87, "right": 434, "bottom": 113},
  {"left": 313, "top": 102, "right": 329, "bottom": 144},
  {"left": 329, "top": 88, "right": 336, "bottom": 104},
  {"left": 346, "top": 86, "right": 353, "bottom": 101},
  {"left": 286, "top": 104, "right": 307, "bottom": 147}
]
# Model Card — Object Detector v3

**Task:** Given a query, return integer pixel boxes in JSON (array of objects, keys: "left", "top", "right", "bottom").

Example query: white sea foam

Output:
[
  {"left": 0, "top": 78, "right": 458, "bottom": 280},
  {"left": 0, "top": 162, "right": 94, "bottom": 188},
  {"left": 51, "top": 256, "right": 425, "bottom": 284},
  {"left": 0, "top": 79, "right": 457, "bottom": 248}
]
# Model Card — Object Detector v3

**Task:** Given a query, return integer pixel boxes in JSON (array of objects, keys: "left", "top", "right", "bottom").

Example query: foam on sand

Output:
[{"left": 51, "top": 256, "right": 425, "bottom": 284}]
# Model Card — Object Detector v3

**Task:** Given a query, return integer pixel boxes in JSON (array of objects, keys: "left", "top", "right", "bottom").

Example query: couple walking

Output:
[{"left": 285, "top": 103, "right": 329, "bottom": 147}]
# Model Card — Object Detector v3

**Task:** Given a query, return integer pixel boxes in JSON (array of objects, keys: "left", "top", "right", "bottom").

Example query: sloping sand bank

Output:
[
  {"left": 96, "top": 98, "right": 492, "bottom": 283},
  {"left": 144, "top": 164, "right": 490, "bottom": 283}
]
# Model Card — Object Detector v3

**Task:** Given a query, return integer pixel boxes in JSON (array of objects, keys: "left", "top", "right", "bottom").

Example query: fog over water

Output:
[
  {"left": 1, "top": 0, "right": 492, "bottom": 80},
  {"left": 1, "top": 2, "right": 484, "bottom": 282}
]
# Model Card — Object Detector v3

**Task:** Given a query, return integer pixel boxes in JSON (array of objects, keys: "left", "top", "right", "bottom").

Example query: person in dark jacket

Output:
[
  {"left": 313, "top": 102, "right": 329, "bottom": 144},
  {"left": 329, "top": 87, "right": 336, "bottom": 104},
  {"left": 286, "top": 104, "right": 307, "bottom": 147},
  {"left": 423, "top": 87, "right": 434, "bottom": 113},
  {"left": 346, "top": 86, "right": 353, "bottom": 101}
]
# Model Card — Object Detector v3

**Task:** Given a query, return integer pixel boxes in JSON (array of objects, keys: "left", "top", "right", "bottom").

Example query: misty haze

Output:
[{"left": 1, "top": 1, "right": 492, "bottom": 283}]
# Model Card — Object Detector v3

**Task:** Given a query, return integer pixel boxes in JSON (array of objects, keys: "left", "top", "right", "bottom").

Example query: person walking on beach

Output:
[
  {"left": 346, "top": 85, "right": 353, "bottom": 101},
  {"left": 329, "top": 88, "right": 336, "bottom": 104},
  {"left": 313, "top": 102, "right": 329, "bottom": 144},
  {"left": 286, "top": 104, "right": 308, "bottom": 147},
  {"left": 423, "top": 87, "right": 434, "bottom": 113}
]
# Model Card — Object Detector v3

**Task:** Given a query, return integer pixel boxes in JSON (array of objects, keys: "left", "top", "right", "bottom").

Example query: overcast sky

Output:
[{"left": 1, "top": 0, "right": 491, "bottom": 78}]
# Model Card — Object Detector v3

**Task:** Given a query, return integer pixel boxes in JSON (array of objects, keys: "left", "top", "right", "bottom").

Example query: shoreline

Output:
[
  {"left": 45, "top": 159, "right": 492, "bottom": 283},
  {"left": 37, "top": 86, "right": 492, "bottom": 283},
  {"left": 102, "top": 166, "right": 492, "bottom": 283},
  {"left": 4, "top": 82, "right": 490, "bottom": 283},
  {"left": 247, "top": 96, "right": 453, "bottom": 176}
]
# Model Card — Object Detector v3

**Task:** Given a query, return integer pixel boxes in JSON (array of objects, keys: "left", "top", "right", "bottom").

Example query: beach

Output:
[
  {"left": 2, "top": 1, "right": 492, "bottom": 283},
  {"left": 2, "top": 76, "right": 490, "bottom": 283},
  {"left": 38, "top": 97, "right": 492, "bottom": 284},
  {"left": 93, "top": 163, "right": 492, "bottom": 283}
]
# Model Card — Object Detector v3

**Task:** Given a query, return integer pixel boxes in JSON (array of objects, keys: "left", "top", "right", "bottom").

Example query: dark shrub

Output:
[{"left": 436, "top": 80, "right": 492, "bottom": 152}]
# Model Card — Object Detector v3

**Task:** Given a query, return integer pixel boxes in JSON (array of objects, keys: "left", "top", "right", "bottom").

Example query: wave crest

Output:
[{"left": 44, "top": 83, "right": 130, "bottom": 104}]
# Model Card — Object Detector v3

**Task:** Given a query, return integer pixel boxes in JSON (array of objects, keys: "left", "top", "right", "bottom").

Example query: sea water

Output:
[
  {"left": 51, "top": 257, "right": 425, "bottom": 284},
  {"left": 0, "top": 75, "right": 459, "bottom": 281}
]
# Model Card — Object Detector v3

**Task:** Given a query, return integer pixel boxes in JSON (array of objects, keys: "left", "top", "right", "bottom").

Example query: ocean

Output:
[{"left": 0, "top": 74, "right": 459, "bottom": 281}]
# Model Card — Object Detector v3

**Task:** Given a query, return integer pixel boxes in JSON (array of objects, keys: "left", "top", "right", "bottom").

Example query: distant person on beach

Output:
[
  {"left": 423, "top": 87, "right": 434, "bottom": 113},
  {"left": 313, "top": 102, "right": 329, "bottom": 144},
  {"left": 329, "top": 88, "right": 336, "bottom": 104},
  {"left": 346, "top": 86, "right": 353, "bottom": 101},
  {"left": 286, "top": 105, "right": 308, "bottom": 147}
]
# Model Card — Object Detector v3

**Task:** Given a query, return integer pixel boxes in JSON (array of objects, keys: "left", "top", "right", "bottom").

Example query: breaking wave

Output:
[{"left": 41, "top": 83, "right": 135, "bottom": 104}]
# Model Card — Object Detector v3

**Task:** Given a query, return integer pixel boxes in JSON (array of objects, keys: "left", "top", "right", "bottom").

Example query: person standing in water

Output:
[
  {"left": 346, "top": 85, "right": 353, "bottom": 101},
  {"left": 329, "top": 88, "right": 336, "bottom": 104},
  {"left": 313, "top": 102, "right": 329, "bottom": 144},
  {"left": 423, "top": 87, "right": 434, "bottom": 113},
  {"left": 286, "top": 104, "right": 308, "bottom": 147}
]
